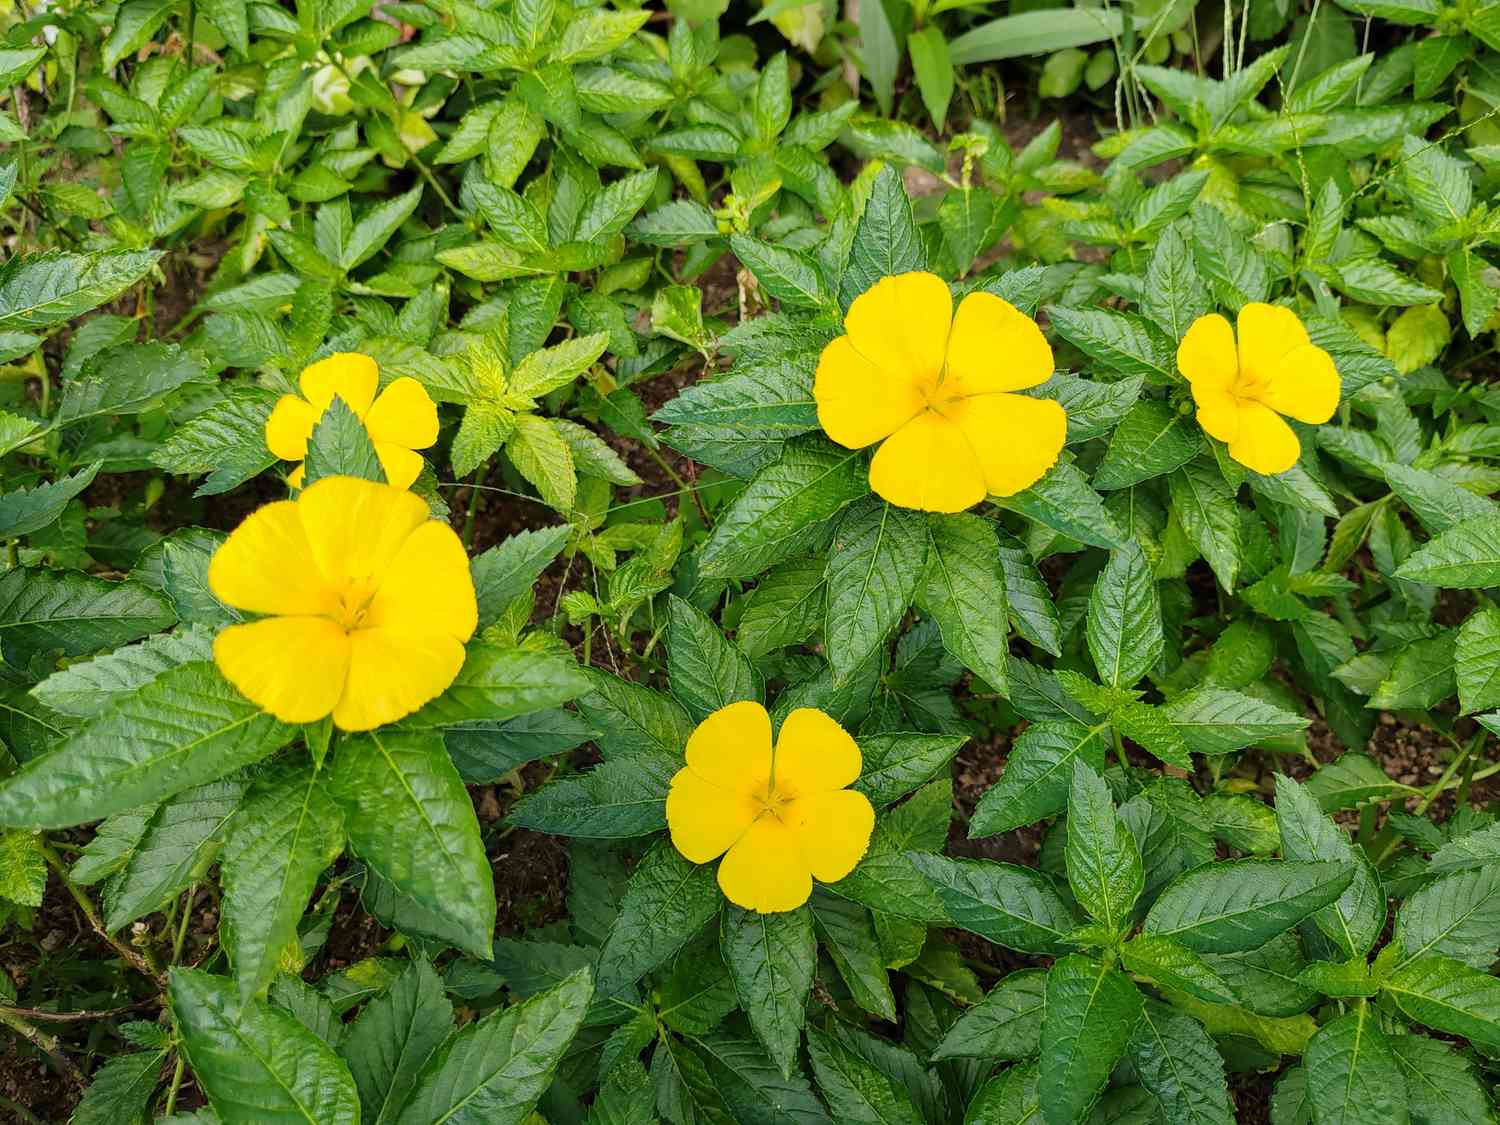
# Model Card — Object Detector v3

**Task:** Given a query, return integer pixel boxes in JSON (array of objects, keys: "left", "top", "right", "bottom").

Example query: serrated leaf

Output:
[
  {"left": 171, "top": 967, "right": 360, "bottom": 1124},
  {"left": 0, "top": 663, "right": 292, "bottom": 830},
  {"left": 1126, "top": 1000, "right": 1235, "bottom": 1125},
  {"left": 969, "top": 720, "right": 1109, "bottom": 837},
  {"left": 0, "top": 250, "right": 161, "bottom": 331},
  {"left": 825, "top": 498, "right": 927, "bottom": 682},
  {"left": 329, "top": 730, "right": 495, "bottom": 958},
  {"left": 840, "top": 166, "right": 924, "bottom": 308},
  {"left": 0, "top": 567, "right": 175, "bottom": 673},
  {"left": 908, "top": 853, "right": 1078, "bottom": 953},
  {"left": 1395, "top": 514, "right": 1500, "bottom": 587},
  {"left": 1143, "top": 860, "right": 1356, "bottom": 953},
  {"left": 594, "top": 843, "right": 722, "bottom": 997},
  {"left": 393, "top": 968, "right": 593, "bottom": 1125},
  {"left": 1394, "top": 865, "right": 1500, "bottom": 969},
  {"left": 918, "top": 514, "right": 1009, "bottom": 692},
  {"left": 722, "top": 905, "right": 815, "bottom": 1079},
  {"left": 667, "top": 595, "right": 761, "bottom": 721},
  {"left": 1086, "top": 542, "right": 1163, "bottom": 689},
  {"left": 1302, "top": 1007, "right": 1407, "bottom": 1125},
  {"left": 1094, "top": 400, "right": 1201, "bottom": 490},
  {"left": 338, "top": 958, "right": 453, "bottom": 1125},
  {"left": 807, "top": 1025, "right": 923, "bottom": 1125},
  {"left": 1038, "top": 955, "right": 1143, "bottom": 1125},
  {"left": 1274, "top": 775, "right": 1385, "bottom": 959},
  {"left": 932, "top": 968, "right": 1047, "bottom": 1062},
  {"left": 1065, "top": 761, "right": 1143, "bottom": 934}
]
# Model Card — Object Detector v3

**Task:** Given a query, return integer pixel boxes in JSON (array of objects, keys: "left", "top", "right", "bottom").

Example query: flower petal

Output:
[
  {"left": 716, "top": 815, "right": 813, "bottom": 913},
  {"left": 286, "top": 463, "right": 306, "bottom": 490},
  {"left": 868, "top": 411, "right": 986, "bottom": 513},
  {"left": 214, "top": 617, "right": 350, "bottom": 724},
  {"left": 208, "top": 499, "right": 337, "bottom": 617},
  {"left": 332, "top": 626, "right": 466, "bottom": 731},
  {"left": 843, "top": 272, "right": 951, "bottom": 393},
  {"left": 947, "top": 392, "right": 1067, "bottom": 497},
  {"left": 373, "top": 442, "right": 426, "bottom": 490},
  {"left": 299, "top": 352, "right": 379, "bottom": 416},
  {"left": 685, "top": 700, "right": 772, "bottom": 795},
  {"left": 790, "top": 789, "right": 874, "bottom": 882},
  {"left": 296, "top": 477, "right": 430, "bottom": 589},
  {"left": 1192, "top": 386, "right": 1241, "bottom": 444},
  {"left": 265, "top": 395, "right": 319, "bottom": 461},
  {"left": 366, "top": 519, "right": 477, "bottom": 640},
  {"left": 365, "top": 377, "right": 439, "bottom": 450},
  {"left": 666, "top": 768, "right": 758, "bottom": 864},
  {"left": 1236, "top": 303, "right": 1309, "bottom": 383},
  {"left": 814, "top": 335, "right": 927, "bottom": 449},
  {"left": 1228, "top": 401, "right": 1301, "bottom": 475},
  {"left": 773, "top": 708, "right": 861, "bottom": 795},
  {"left": 1177, "top": 313, "right": 1237, "bottom": 391},
  {"left": 943, "top": 292, "right": 1054, "bottom": 395},
  {"left": 1260, "top": 343, "right": 1341, "bottom": 424}
]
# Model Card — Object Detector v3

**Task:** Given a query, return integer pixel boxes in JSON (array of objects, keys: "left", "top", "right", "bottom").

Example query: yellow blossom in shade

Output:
[
  {"left": 665, "top": 701, "right": 875, "bottom": 913},
  {"left": 265, "top": 353, "right": 439, "bottom": 490},
  {"left": 813, "top": 272, "right": 1066, "bottom": 513},
  {"left": 1177, "top": 303, "right": 1341, "bottom": 476},
  {"left": 207, "top": 476, "right": 477, "bottom": 732}
]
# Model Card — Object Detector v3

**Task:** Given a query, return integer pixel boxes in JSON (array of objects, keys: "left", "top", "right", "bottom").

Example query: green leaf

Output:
[
  {"left": 931, "top": 968, "right": 1047, "bottom": 1062},
  {"left": 853, "top": 732, "right": 964, "bottom": 807},
  {"left": 999, "top": 460, "right": 1127, "bottom": 550},
  {"left": 997, "top": 533, "right": 1063, "bottom": 655},
  {"left": 1045, "top": 307, "right": 1173, "bottom": 383},
  {"left": 1162, "top": 687, "right": 1309, "bottom": 755},
  {"left": 1395, "top": 514, "right": 1500, "bottom": 587},
  {"left": 0, "top": 566, "right": 175, "bottom": 673},
  {"left": 31, "top": 626, "right": 213, "bottom": 718},
  {"left": 401, "top": 644, "right": 590, "bottom": 730},
  {"left": 1086, "top": 542, "right": 1163, "bottom": 689},
  {"left": 810, "top": 890, "right": 896, "bottom": 1021},
  {"left": 1303, "top": 752, "right": 1415, "bottom": 811},
  {"left": 1384, "top": 955, "right": 1500, "bottom": 1052},
  {"left": 393, "top": 968, "right": 593, "bottom": 1125},
  {"left": 667, "top": 595, "right": 761, "bottom": 720},
  {"left": 722, "top": 905, "right": 815, "bottom": 1079},
  {"left": 510, "top": 333, "right": 610, "bottom": 400},
  {"left": 506, "top": 414, "right": 576, "bottom": 512},
  {"left": 506, "top": 752, "right": 673, "bottom": 839},
  {"left": 1143, "top": 860, "right": 1356, "bottom": 953},
  {"left": 342, "top": 186, "right": 424, "bottom": 271},
  {"left": 1394, "top": 865, "right": 1500, "bottom": 969},
  {"left": 105, "top": 777, "right": 245, "bottom": 930},
  {"left": 594, "top": 843, "right": 722, "bottom": 997},
  {"left": 969, "top": 720, "right": 1109, "bottom": 836},
  {"left": 71, "top": 1048, "right": 167, "bottom": 1125},
  {"left": 807, "top": 1025, "right": 923, "bottom": 1125},
  {"left": 302, "top": 396, "right": 386, "bottom": 486},
  {"left": 1273, "top": 775, "right": 1384, "bottom": 959},
  {"left": 698, "top": 439, "right": 866, "bottom": 579},
  {"left": 0, "top": 828, "right": 44, "bottom": 907},
  {"left": 0, "top": 463, "right": 98, "bottom": 540},
  {"left": 917, "top": 514, "right": 1009, "bottom": 692},
  {"left": 152, "top": 385, "right": 278, "bottom": 496},
  {"left": 1384, "top": 464, "right": 1498, "bottom": 536},
  {"left": 730, "top": 236, "right": 834, "bottom": 312},
  {"left": 0, "top": 663, "right": 292, "bottom": 830},
  {"left": 1065, "top": 761, "right": 1143, "bottom": 934},
  {"left": 338, "top": 958, "right": 453, "bottom": 1125},
  {"left": 1120, "top": 934, "right": 1239, "bottom": 1006},
  {"left": 171, "top": 967, "right": 360, "bottom": 1124},
  {"left": 908, "top": 853, "right": 1078, "bottom": 953},
  {"left": 1302, "top": 1007, "right": 1408, "bottom": 1125},
  {"left": 840, "top": 165, "right": 925, "bottom": 308},
  {"left": 330, "top": 730, "right": 495, "bottom": 958},
  {"left": 222, "top": 764, "right": 344, "bottom": 1003},
  {"left": 963, "top": 1064, "right": 1040, "bottom": 1125},
  {"left": 470, "top": 526, "right": 570, "bottom": 629},
  {"left": 0, "top": 249, "right": 160, "bottom": 331},
  {"left": 1390, "top": 1033, "right": 1496, "bottom": 1125},
  {"left": 1038, "top": 955, "right": 1143, "bottom": 1125},
  {"left": 57, "top": 343, "right": 209, "bottom": 430},
  {"left": 825, "top": 499, "right": 927, "bottom": 682},
  {"left": 1126, "top": 1000, "right": 1235, "bottom": 1125},
  {"left": 1169, "top": 460, "right": 1241, "bottom": 591},
  {"left": 575, "top": 671, "right": 693, "bottom": 760},
  {"left": 1094, "top": 400, "right": 1201, "bottom": 490},
  {"left": 950, "top": 8, "right": 1135, "bottom": 63},
  {"left": 1455, "top": 607, "right": 1500, "bottom": 713},
  {"left": 907, "top": 27, "right": 955, "bottom": 129},
  {"left": 736, "top": 559, "right": 826, "bottom": 660}
]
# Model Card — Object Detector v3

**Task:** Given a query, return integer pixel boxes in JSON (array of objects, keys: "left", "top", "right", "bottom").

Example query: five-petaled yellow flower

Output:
[
  {"left": 665, "top": 701, "right": 874, "bottom": 913},
  {"left": 208, "top": 476, "right": 477, "bottom": 731},
  {"left": 814, "top": 272, "right": 1066, "bottom": 513},
  {"left": 266, "top": 353, "right": 439, "bottom": 490},
  {"left": 1177, "top": 303, "right": 1341, "bottom": 475}
]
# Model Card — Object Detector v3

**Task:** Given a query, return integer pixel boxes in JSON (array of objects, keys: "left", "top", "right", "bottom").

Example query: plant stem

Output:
[
  {"left": 39, "top": 840, "right": 163, "bottom": 984},
  {"left": 0, "top": 1006, "right": 84, "bottom": 1090},
  {"left": 172, "top": 885, "right": 196, "bottom": 964},
  {"left": 164, "top": 1053, "right": 187, "bottom": 1116}
]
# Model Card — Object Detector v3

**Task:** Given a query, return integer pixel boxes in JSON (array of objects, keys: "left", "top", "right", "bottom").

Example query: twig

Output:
[
  {"left": 0, "top": 1007, "right": 85, "bottom": 1090},
  {"left": 39, "top": 841, "right": 163, "bottom": 984},
  {"left": 0, "top": 998, "right": 156, "bottom": 1023}
]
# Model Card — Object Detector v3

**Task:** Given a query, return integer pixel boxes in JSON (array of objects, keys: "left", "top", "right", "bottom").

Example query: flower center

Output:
[
  {"left": 331, "top": 578, "right": 379, "bottom": 632},
  {"left": 752, "top": 782, "right": 797, "bottom": 823},
  {"left": 1231, "top": 366, "right": 1267, "bottom": 402},
  {"left": 922, "top": 380, "right": 966, "bottom": 416}
]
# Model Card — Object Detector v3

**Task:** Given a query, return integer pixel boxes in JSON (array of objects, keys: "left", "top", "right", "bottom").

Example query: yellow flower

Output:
[
  {"left": 208, "top": 476, "right": 477, "bottom": 731},
  {"left": 665, "top": 701, "right": 875, "bottom": 913},
  {"left": 813, "top": 272, "right": 1066, "bottom": 513},
  {"left": 266, "top": 353, "right": 439, "bottom": 490},
  {"left": 1177, "top": 303, "right": 1341, "bottom": 475}
]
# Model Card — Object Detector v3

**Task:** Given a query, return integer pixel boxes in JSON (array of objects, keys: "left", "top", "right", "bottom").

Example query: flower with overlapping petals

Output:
[
  {"left": 266, "top": 353, "right": 439, "bottom": 490},
  {"left": 665, "top": 701, "right": 875, "bottom": 913},
  {"left": 1177, "top": 303, "right": 1341, "bottom": 475},
  {"left": 813, "top": 272, "right": 1066, "bottom": 512},
  {"left": 208, "top": 476, "right": 476, "bottom": 731}
]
